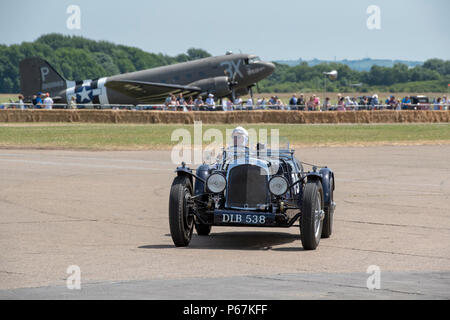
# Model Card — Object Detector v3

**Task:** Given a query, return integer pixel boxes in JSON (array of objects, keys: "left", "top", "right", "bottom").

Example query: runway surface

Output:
[{"left": 0, "top": 146, "right": 449, "bottom": 299}]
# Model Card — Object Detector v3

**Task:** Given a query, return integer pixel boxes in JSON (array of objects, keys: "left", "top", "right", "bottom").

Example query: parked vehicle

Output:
[{"left": 410, "top": 96, "right": 430, "bottom": 110}]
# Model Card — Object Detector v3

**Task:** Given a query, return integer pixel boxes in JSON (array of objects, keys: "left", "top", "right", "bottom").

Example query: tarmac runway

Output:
[{"left": 0, "top": 145, "right": 449, "bottom": 299}]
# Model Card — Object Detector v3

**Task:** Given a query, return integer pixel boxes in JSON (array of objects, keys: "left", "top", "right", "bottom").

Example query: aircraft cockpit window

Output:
[{"left": 248, "top": 56, "right": 261, "bottom": 64}]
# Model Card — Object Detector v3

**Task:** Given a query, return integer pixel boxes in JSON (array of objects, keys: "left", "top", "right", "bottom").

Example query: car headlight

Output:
[
  {"left": 269, "top": 176, "right": 288, "bottom": 196},
  {"left": 206, "top": 173, "right": 226, "bottom": 193}
]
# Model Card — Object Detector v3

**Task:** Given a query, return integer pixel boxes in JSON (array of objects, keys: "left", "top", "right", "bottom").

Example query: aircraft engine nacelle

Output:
[{"left": 189, "top": 76, "right": 231, "bottom": 97}]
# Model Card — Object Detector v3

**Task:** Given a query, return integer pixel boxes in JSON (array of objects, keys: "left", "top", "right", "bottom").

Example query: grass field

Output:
[
  {"left": 0, "top": 94, "right": 18, "bottom": 103},
  {"left": 0, "top": 123, "right": 449, "bottom": 150}
]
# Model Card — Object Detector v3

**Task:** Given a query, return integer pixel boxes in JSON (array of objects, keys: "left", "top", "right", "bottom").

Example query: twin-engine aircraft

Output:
[{"left": 20, "top": 52, "right": 275, "bottom": 105}]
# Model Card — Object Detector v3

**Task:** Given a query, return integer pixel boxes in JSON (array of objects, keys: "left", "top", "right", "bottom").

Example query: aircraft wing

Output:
[{"left": 105, "top": 80, "right": 202, "bottom": 104}]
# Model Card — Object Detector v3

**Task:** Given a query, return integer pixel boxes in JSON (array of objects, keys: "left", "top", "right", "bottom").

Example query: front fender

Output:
[
  {"left": 175, "top": 166, "right": 194, "bottom": 187},
  {"left": 194, "top": 164, "right": 211, "bottom": 196},
  {"left": 319, "top": 168, "right": 334, "bottom": 208},
  {"left": 304, "top": 169, "right": 334, "bottom": 208}
]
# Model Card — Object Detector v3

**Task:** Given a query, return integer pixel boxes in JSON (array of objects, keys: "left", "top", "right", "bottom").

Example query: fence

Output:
[{"left": 1, "top": 102, "right": 449, "bottom": 111}]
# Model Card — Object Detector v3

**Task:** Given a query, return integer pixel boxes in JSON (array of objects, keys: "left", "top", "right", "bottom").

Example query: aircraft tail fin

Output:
[{"left": 19, "top": 57, "right": 67, "bottom": 99}]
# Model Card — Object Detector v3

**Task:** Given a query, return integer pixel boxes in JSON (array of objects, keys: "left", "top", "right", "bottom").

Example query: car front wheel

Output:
[
  {"left": 169, "top": 176, "right": 194, "bottom": 247},
  {"left": 300, "top": 181, "right": 324, "bottom": 250}
]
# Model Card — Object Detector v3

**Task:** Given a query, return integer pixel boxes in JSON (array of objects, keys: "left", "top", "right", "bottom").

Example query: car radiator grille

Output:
[{"left": 226, "top": 164, "right": 269, "bottom": 209}]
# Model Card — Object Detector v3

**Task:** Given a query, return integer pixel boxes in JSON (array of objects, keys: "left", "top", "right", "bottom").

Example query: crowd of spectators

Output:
[
  {"left": 1, "top": 92, "right": 449, "bottom": 111},
  {"left": 30, "top": 92, "right": 54, "bottom": 109},
  {"left": 0, "top": 92, "right": 54, "bottom": 110},
  {"left": 159, "top": 92, "right": 450, "bottom": 112}
]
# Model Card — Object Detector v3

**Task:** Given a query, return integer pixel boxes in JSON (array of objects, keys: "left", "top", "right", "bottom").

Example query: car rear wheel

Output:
[
  {"left": 300, "top": 181, "right": 324, "bottom": 250},
  {"left": 321, "top": 177, "right": 334, "bottom": 238},
  {"left": 169, "top": 176, "right": 194, "bottom": 247}
]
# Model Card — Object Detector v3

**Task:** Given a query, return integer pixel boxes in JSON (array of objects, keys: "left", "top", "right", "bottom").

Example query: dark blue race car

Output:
[{"left": 169, "top": 141, "right": 336, "bottom": 250}]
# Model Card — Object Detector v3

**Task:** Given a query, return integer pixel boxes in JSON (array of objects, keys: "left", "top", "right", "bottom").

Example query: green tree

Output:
[{"left": 186, "top": 48, "right": 211, "bottom": 60}]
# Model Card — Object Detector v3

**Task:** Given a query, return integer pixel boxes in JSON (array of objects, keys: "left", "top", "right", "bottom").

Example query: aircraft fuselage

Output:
[{"left": 63, "top": 53, "right": 275, "bottom": 105}]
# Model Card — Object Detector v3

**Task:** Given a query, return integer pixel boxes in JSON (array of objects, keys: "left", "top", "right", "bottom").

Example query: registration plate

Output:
[{"left": 214, "top": 210, "right": 275, "bottom": 226}]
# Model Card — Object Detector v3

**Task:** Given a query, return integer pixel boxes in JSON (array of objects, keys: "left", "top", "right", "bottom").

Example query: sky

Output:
[{"left": 1, "top": 0, "right": 449, "bottom": 62}]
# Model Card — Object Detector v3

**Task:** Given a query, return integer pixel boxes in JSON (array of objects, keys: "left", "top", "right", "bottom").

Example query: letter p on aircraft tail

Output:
[{"left": 20, "top": 57, "right": 67, "bottom": 101}]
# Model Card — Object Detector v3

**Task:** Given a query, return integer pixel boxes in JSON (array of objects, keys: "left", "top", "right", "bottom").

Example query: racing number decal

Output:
[
  {"left": 246, "top": 215, "right": 265, "bottom": 224},
  {"left": 222, "top": 214, "right": 266, "bottom": 224}
]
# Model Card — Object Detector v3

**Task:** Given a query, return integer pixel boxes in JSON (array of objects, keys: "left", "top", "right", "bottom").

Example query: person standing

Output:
[
  {"left": 314, "top": 95, "right": 321, "bottom": 111},
  {"left": 186, "top": 96, "right": 194, "bottom": 111},
  {"left": 69, "top": 96, "right": 77, "bottom": 109},
  {"left": 206, "top": 93, "right": 216, "bottom": 110},
  {"left": 336, "top": 93, "right": 342, "bottom": 106},
  {"left": 434, "top": 98, "right": 442, "bottom": 110},
  {"left": 222, "top": 98, "right": 228, "bottom": 111},
  {"left": 43, "top": 93, "right": 53, "bottom": 110},
  {"left": 261, "top": 98, "right": 267, "bottom": 109},
  {"left": 194, "top": 96, "right": 204, "bottom": 110},
  {"left": 371, "top": 94, "right": 379, "bottom": 110},
  {"left": 306, "top": 96, "right": 315, "bottom": 111},
  {"left": 246, "top": 97, "right": 253, "bottom": 109},
  {"left": 401, "top": 96, "right": 411, "bottom": 110},
  {"left": 345, "top": 96, "right": 354, "bottom": 109},
  {"left": 177, "top": 93, "right": 186, "bottom": 106},
  {"left": 275, "top": 96, "right": 285, "bottom": 110},
  {"left": 396, "top": 99, "right": 402, "bottom": 110},
  {"left": 34, "top": 93, "right": 43, "bottom": 109},
  {"left": 256, "top": 97, "right": 263, "bottom": 109},
  {"left": 289, "top": 94, "right": 297, "bottom": 107},
  {"left": 297, "top": 94, "right": 305, "bottom": 110},
  {"left": 164, "top": 94, "right": 172, "bottom": 108},
  {"left": 18, "top": 95, "right": 25, "bottom": 110},
  {"left": 323, "top": 97, "right": 331, "bottom": 111},
  {"left": 222, "top": 98, "right": 232, "bottom": 111},
  {"left": 233, "top": 95, "right": 243, "bottom": 109},
  {"left": 337, "top": 97, "right": 346, "bottom": 111},
  {"left": 168, "top": 94, "right": 179, "bottom": 110}
]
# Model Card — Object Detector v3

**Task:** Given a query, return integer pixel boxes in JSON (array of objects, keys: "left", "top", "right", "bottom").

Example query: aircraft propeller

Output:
[{"left": 228, "top": 71, "right": 239, "bottom": 102}]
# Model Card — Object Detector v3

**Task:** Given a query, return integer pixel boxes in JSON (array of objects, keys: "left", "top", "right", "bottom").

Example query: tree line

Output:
[
  {"left": 259, "top": 60, "right": 450, "bottom": 93},
  {"left": 0, "top": 33, "right": 449, "bottom": 93},
  {"left": 0, "top": 33, "right": 211, "bottom": 93}
]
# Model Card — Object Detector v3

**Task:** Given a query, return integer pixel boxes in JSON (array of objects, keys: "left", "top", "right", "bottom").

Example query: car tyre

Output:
[
  {"left": 321, "top": 177, "right": 334, "bottom": 238},
  {"left": 169, "top": 176, "right": 194, "bottom": 247},
  {"left": 300, "top": 181, "right": 324, "bottom": 250}
]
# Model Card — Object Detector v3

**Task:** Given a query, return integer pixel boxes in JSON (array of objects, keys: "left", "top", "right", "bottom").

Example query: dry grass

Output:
[
  {"left": 0, "top": 94, "right": 19, "bottom": 103},
  {"left": 0, "top": 123, "right": 449, "bottom": 150}
]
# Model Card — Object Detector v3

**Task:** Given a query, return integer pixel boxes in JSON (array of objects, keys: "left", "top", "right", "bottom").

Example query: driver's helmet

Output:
[{"left": 231, "top": 126, "right": 248, "bottom": 148}]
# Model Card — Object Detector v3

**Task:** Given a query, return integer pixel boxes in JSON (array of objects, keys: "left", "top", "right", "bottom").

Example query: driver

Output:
[{"left": 231, "top": 126, "right": 248, "bottom": 148}]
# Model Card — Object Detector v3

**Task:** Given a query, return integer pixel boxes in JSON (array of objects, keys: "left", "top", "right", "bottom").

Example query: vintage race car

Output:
[{"left": 168, "top": 142, "right": 336, "bottom": 250}]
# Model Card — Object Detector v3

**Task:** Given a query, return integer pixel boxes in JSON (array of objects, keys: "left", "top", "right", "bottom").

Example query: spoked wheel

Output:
[
  {"left": 169, "top": 176, "right": 194, "bottom": 247},
  {"left": 300, "top": 181, "right": 324, "bottom": 250},
  {"left": 321, "top": 177, "right": 334, "bottom": 238}
]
